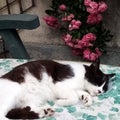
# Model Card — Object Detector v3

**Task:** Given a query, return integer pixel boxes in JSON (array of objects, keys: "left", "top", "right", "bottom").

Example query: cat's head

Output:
[{"left": 84, "top": 59, "right": 115, "bottom": 96}]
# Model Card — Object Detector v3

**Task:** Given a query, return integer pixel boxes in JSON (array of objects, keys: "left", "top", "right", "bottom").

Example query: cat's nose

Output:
[{"left": 98, "top": 90, "right": 101, "bottom": 94}]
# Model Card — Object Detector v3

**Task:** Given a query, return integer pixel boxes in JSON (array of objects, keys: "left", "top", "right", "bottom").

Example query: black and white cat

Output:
[{"left": 0, "top": 59, "right": 115, "bottom": 119}]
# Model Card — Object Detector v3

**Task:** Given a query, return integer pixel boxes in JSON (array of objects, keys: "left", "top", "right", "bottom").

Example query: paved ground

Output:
[{"left": 25, "top": 42, "right": 120, "bottom": 67}]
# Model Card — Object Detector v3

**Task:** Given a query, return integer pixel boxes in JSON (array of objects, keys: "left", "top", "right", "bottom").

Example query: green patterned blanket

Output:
[{"left": 0, "top": 59, "right": 119, "bottom": 120}]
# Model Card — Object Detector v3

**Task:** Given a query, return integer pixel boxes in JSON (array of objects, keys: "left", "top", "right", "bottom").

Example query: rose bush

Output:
[{"left": 43, "top": 0, "right": 113, "bottom": 61}]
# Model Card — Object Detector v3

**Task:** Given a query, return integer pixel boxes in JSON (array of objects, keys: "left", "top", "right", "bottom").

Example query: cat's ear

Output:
[
  {"left": 90, "top": 58, "right": 100, "bottom": 71},
  {"left": 84, "top": 65, "right": 89, "bottom": 71},
  {"left": 84, "top": 58, "right": 100, "bottom": 72},
  {"left": 106, "top": 73, "right": 116, "bottom": 80}
]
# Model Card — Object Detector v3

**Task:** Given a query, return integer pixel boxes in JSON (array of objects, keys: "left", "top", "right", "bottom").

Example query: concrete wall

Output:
[
  {"left": 104, "top": 0, "right": 120, "bottom": 47},
  {"left": 19, "top": 0, "right": 63, "bottom": 45}
]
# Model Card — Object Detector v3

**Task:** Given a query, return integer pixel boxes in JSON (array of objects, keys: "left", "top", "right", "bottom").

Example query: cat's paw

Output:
[
  {"left": 39, "top": 108, "right": 55, "bottom": 118},
  {"left": 79, "top": 93, "right": 93, "bottom": 106}
]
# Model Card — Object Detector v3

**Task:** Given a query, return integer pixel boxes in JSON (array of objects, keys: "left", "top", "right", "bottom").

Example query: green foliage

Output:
[{"left": 44, "top": 0, "right": 113, "bottom": 61}]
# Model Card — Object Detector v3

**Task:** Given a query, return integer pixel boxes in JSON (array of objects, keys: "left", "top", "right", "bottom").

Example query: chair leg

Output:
[{"left": 0, "top": 29, "right": 30, "bottom": 59}]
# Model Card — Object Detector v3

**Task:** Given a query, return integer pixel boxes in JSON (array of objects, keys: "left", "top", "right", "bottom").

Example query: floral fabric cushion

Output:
[{"left": 0, "top": 59, "right": 119, "bottom": 120}]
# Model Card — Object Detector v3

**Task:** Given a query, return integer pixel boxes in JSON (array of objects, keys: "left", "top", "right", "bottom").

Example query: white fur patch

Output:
[
  {"left": 0, "top": 79, "right": 21, "bottom": 119},
  {"left": 84, "top": 80, "right": 105, "bottom": 96}
]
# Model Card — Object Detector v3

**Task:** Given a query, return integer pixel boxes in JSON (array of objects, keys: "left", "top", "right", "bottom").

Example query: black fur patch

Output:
[
  {"left": 1, "top": 60, "right": 74, "bottom": 83},
  {"left": 84, "top": 59, "right": 115, "bottom": 91},
  {"left": 6, "top": 106, "right": 39, "bottom": 119}
]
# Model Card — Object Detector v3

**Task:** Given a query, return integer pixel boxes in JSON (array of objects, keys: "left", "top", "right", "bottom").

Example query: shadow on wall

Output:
[{"left": 104, "top": 0, "right": 120, "bottom": 47}]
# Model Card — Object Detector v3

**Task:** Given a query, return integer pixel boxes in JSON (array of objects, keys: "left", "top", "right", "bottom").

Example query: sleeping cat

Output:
[{"left": 0, "top": 59, "right": 115, "bottom": 119}]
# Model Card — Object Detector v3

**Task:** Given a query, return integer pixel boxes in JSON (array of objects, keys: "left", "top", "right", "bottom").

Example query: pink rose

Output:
[
  {"left": 73, "top": 39, "right": 82, "bottom": 49},
  {"left": 59, "top": 4, "right": 67, "bottom": 11},
  {"left": 61, "top": 17, "right": 67, "bottom": 21},
  {"left": 66, "top": 41, "right": 74, "bottom": 47},
  {"left": 95, "top": 48, "right": 102, "bottom": 56},
  {"left": 62, "top": 34, "right": 74, "bottom": 47},
  {"left": 84, "top": 0, "right": 91, "bottom": 6},
  {"left": 74, "top": 45, "right": 82, "bottom": 49},
  {"left": 87, "top": 14, "right": 97, "bottom": 24},
  {"left": 87, "top": 14, "right": 102, "bottom": 24},
  {"left": 83, "top": 48, "right": 99, "bottom": 61},
  {"left": 98, "top": 1, "right": 108, "bottom": 13},
  {"left": 62, "top": 34, "right": 72, "bottom": 42},
  {"left": 82, "top": 33, "right": 96, "bottom": 42},
  {"left": 62, "top": 14, "right": 74, "bottom": 21},
  {"left": 86, "top": 2, "right": 98, "bottom": 14},
  {"left": 43, "top": 16, "right": 59, "bottom": 28},
  {"left": 83, "top": 49, "right": 91, "bottom": 60},
  {"left": 97, "top": 13, "right": 103, "bottom": 23},
  {"left": 89, "top": 52, "right": 98, "bottom": 61},
  {"left": 67, "top": 14, "right": 75, "bottom": 21},
  {"left": 77, "top": 40, "right": 90, "bottom": 47},
  {"left": 74, "top": 44, "right": 83, "bottom": 49},
  {"left": 69, "top": 19, "right": 82, "bottom": 31}
]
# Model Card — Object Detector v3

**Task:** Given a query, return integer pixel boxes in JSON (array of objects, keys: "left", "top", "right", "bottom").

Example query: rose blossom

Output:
[
  {"left": 43, "top": 16, "right": 59, "bottom": 28},
  {"left": 87, "top": 14, "right": 102, "bottom": 24},
  {"left": 73, "top": 39, "right": 82, "bottom": 49},
  {"left": 74, "top": 45, "right": 82, "bottom": 49},
  {"left": 95, "top": 48, "right": 102, "bottom": 56},
  {"left": 67, "top": 14, "right": 74, "bottom": 21},
  {"left": 97, "top": 13, "right": 103, "bottom": 23},
  {"left": 98, "top": 1, "right": 108, "bottom": 13},
  {"left": 74, "top": 43, "right": 83, "bottom": 49},
  {"left": 83, "top": 48, "right": 99, "bottom": 61},
  {"left": 61, "top": 17, "right": 67, "bottom": 21},
  {"left": 69, "top": 19, "right": 82, "bottom": 31},
  {"left": 62, "top": 14, "right": 74, "bottom": 21},
  {"left": 62, "top": 34, "right": 74, "bottom": 47},
  {"left": 66, "top": 41, "right": 74, "bottom": 47},
  {"left": 87, "top": 14, "right": 97, "bottom": 24},
  {"left": 89, "top": 52, "right": 98, "bottom": 61},
  {"left": 86, "top": 1, "right": 98, "bottom": 14},
  {"left": 82, "top": 33, "right": 96, "bottom": 42},
  {"left": 74, "top": 33, "right": 96, "bottom": 49},
  {"left": 62, "top": 34, "right": 72, "bottom": 42},
  {"left": 84, "top": 0, "right": 91, "bottom": 6},
  {"left": 77, "top": 40, "right": 90, "bottom": 48},
  {"left": 59, "top": 4, "right": 67, "bottom": 11},
  {"left": 83, "top": 49, "right": 91, "bottom": 60}
]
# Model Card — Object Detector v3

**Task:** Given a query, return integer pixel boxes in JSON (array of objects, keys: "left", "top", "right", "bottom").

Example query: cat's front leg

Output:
[
  {"left": 55, "top": 90, "right": 79, "bottom": 106},
  {"left": 77, "top": 90, "right": 93, "bottom": 106}
]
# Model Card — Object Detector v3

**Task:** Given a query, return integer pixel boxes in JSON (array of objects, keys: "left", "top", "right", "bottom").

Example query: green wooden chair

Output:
[{"left": 0, "top": 14, "right": 40, "bottom": 59}]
